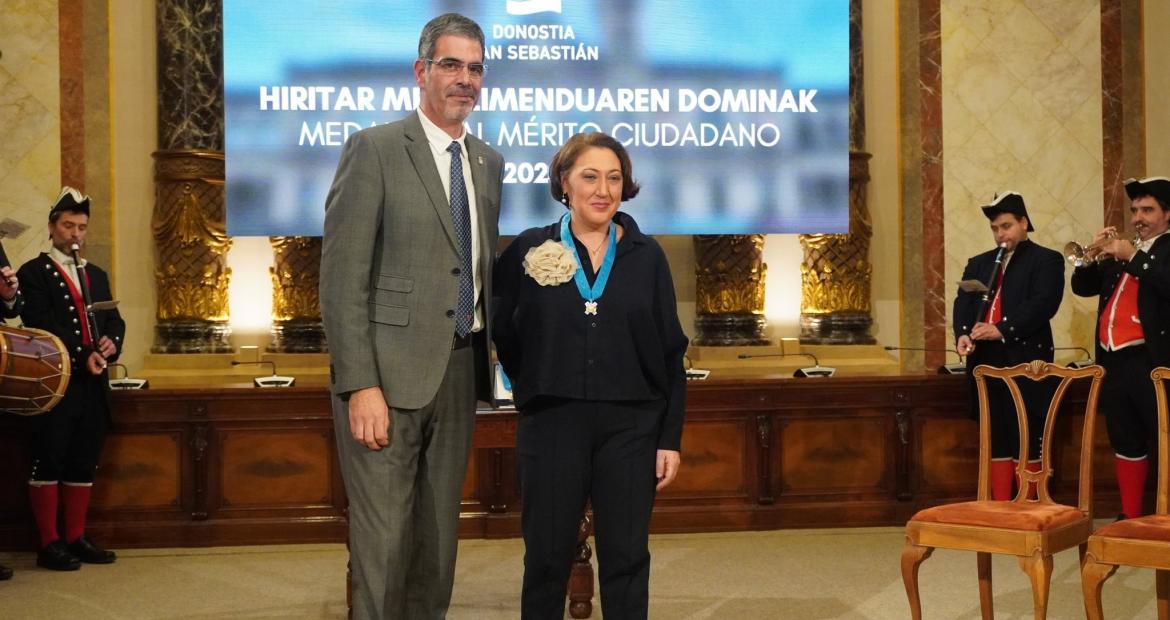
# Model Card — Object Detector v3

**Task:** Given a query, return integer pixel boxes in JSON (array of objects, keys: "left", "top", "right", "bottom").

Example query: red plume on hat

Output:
[
  {"left": 980, "top": 192, "right": 1033, "bottom": 232},
  {"left": 49, "top": 186, "right": 90, "bottom": 218}
]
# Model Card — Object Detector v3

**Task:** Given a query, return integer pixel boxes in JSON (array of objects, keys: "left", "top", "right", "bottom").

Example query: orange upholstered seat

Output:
[
  {"left": 1090, "top": 515, "right": 1170, "bottom": 543},
  {"left": 902, "top": 361, "right": 1105, "bottom": 620},
  {"left": 1081, "top": 366, "right": 1170, "bottom": 620},
  {"left": 912, "top": 500, "right": 1086, "bottom": 531}
]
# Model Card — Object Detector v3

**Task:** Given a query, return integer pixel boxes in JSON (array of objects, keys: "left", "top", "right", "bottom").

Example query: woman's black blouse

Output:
[{"left": 492, "top": 211, "right": 689, "bottom": 451}]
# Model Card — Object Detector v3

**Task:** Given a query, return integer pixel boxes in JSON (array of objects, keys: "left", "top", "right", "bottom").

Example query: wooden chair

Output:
[
  {"left": 902, "top": 360, "right": 1105, "bottom": 619},
  {"left": 1081, "top": 366, "right": 1170, "bottom": 619}
]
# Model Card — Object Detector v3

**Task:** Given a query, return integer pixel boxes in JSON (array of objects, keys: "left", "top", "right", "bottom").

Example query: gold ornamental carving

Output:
[
  {"left": 694, "top": 235, "right": 767, "bottom": 315},
  {"left": 269, "top": 236, "right": 322, "bottom": 322},
  {"left": 153, "top": 151, "right": 232, "bottom": 323},
  {"left": 799, "top": 152, "right": 873, "bottom": 316}
]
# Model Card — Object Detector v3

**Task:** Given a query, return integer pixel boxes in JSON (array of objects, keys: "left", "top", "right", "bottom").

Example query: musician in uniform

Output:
[
  {"left": 1072, "top": 176, "right": 1170, "bottom": 520},
  {"left": 16, "top": 187, "right": 125, "bottom": 571},
  {"left": 0, "top": 261, "right": 19, "bottom": 580},
  {"left": 953, "top": 193, "right": 1065, "bottom": 500}
]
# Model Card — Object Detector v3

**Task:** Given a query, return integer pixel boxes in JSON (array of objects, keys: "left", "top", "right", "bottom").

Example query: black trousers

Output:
[
  {"left": 966, "top": 341, "right": 1050, "bottom": 460},
  {"left": 1099, "top": 345, "right": 1158, "bottom": 459},
  {"left": 29, "top": 373, "right": 109, "bottom": 483},
  {"left": 517, "top": 398, "right": 661, "bottom": 620}
]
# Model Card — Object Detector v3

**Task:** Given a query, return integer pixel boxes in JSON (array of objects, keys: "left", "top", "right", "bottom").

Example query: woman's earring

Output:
[{"left": 561, "top": 194, "right": 569, "bottom": 206}]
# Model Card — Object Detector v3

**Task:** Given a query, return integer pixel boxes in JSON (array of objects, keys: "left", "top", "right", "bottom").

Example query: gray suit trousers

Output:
[{"left": 334, "top": 345, "right": 477, "bottom": 619}]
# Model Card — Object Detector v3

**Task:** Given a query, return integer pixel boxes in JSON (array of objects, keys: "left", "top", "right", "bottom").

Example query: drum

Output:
[{"left": 0, "top": 325, "right": 70, "bottom": 415}]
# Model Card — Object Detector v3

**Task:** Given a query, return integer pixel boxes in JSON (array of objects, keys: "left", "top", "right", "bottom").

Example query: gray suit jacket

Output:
[{"left": 321, "top": 112, "right": 503, "bottom": 409}]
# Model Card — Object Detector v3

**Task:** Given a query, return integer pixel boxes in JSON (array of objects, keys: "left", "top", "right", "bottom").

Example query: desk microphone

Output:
[
  {"left": 682, "top": 354, "right": 711, "bottom": 381},
  {"left": 883, "top": 345, "right": 966, "bottom": 375},
  {"left": 231, "top": 360, "right": 296, "bottom": 387},
  {"left": 737, "top": 352, "right": 835, "bottom": 378},
  {"left": 107, "top": 363, "right": 149, "bottom": 390},
  {"left": 1053, "top": 346, "right": 1094, "bottom": 369}
]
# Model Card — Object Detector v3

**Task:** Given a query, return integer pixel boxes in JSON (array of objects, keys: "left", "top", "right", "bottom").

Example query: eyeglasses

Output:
[{"left": 423, "top": 58, "right": 487, "bottom": 77}]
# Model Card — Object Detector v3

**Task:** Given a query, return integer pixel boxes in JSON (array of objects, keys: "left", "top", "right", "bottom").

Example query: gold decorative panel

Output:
[
  {"left": 152, "top": 150, "right": 233, "bottom": 353},
  {"left": 269, "top": 237, "right": 322, "bottom": 322}
]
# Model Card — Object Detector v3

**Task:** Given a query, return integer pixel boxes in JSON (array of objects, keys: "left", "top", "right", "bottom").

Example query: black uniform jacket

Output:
[
  {"left": 1071, "top": 233, "right": 1170, "bottom": 367},
  {"left": 17, "top": 253, "right": 126, "bottom": 377},
  {"left": 953, "top": 239, "right": 1065, "bottom": 369},
  {"left": 1, "top": 291, "right": 20, "bottom": 320},
  {"left": 492, "top": 211, "right": 689, "bottom": 450}
]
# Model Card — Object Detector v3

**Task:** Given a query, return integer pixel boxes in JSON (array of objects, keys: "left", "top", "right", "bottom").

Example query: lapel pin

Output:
[{"left": 477, "top": 155, "right": 484, "bottom": 165}]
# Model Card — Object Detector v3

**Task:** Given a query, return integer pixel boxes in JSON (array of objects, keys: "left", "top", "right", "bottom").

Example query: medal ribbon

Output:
[{"left": 559, "top": 212, "right": 616, "bottom": 308}]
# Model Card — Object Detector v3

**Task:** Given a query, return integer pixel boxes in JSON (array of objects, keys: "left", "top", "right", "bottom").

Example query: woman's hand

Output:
[{"left": 655, "top": 449, "right": 680, "bottom": 491}]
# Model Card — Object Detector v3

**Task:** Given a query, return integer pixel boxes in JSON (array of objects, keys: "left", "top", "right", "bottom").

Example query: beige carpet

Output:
[{"left": 0, "top": 526, "right": 1158, "bottom": 619}]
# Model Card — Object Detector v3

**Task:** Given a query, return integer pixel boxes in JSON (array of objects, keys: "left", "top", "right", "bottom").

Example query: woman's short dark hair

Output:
[{"left": 549, "top": 132, "right": 640, "bottom": 205}]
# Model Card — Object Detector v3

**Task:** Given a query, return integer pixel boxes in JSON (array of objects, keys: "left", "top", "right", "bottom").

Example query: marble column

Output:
[
  {"left": 797, "top": 0, "right": 875, "bottom": 345},
  {"left": 151, "top": 0, "right": 231, "bottom": 352}
]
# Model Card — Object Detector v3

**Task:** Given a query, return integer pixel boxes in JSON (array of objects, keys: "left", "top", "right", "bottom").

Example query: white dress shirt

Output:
[
  {"left": 49, "top": 245, "right": 87, "bottom": 290},
  {"left": 417, "top": 111, "right": 484, "bottom": 332}
]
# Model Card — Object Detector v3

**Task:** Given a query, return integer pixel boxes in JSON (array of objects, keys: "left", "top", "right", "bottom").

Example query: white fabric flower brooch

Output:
[{"left": 522, "top": 240, "right": 577, "bottom": 286}]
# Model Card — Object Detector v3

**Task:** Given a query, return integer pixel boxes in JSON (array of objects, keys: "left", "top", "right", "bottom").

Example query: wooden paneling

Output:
[
  {"left": 778, "top": 415, "right": 890, "bottom": 496},
  {"left": 914, "top": 415, "right": 978, "bottom": 497},
  {"left": 666, "top": 418, "right": 750, "bottom": 498},
  {"left": 0, "top": 426, "right": 32, "bottom": 521},
  {"left": 93, "top": 433, "right": 182, "bottom": 509},
  {"left": 219, "top": 429, "right": 332, "bottom": 509},
  {"left": 0, "top": 374, "right": 1140, "bottom": 549}
]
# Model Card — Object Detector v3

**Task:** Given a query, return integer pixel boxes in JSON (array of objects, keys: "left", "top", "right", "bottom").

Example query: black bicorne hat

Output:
[
  {"left": 49, "top": 186, "right": 90, "bottom": 218},
  {"left": 1124, "top": 176, "right": 1170, "bottom": 207},
  {"left": 980, "top": 192, "right": 1034, "bottom": 232}
]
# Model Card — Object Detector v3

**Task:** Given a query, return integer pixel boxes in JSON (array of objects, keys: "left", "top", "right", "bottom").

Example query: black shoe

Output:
[
  {"left": 37, "top": 541, "right": 81, "bottom": 571},
  {"left": 0, "top": 564, "right": 12, "bottom": 580},
  {"left": 66, "top": 536, "right": 116, "bottom": 564}
]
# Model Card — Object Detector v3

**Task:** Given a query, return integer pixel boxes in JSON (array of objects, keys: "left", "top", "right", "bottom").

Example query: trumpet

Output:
[{"left": 1064, "top": 231, "right": 1140, "bottom": 267}]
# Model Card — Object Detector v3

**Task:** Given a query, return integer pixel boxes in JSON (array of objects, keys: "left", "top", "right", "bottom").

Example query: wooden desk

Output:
[{"left": 0, "top": 373, "right": 1126, "bottom": 549}]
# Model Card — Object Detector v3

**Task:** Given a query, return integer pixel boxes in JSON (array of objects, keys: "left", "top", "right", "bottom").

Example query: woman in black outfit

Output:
[{"left": 493, "top": 132, "right": 688, "bottom": 620}]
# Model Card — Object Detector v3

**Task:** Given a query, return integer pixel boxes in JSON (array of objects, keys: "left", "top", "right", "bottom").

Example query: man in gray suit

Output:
[{"left": 320, "top": 13, "right": 503, "bottom": 619}]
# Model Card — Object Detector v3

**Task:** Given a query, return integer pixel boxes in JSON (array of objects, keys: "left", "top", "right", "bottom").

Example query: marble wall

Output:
[
  {"left": 1148, "top": 1, "right": 1170, "bottom": 175},
  {"left": 0, "top": 0, "right": 60, "bottom": 266},
  {"left": 941, "top": 0, "right": 1103, "bottom": 357},
  {"left": 0, "top": 0, "right": 113, "bottom": 283}
]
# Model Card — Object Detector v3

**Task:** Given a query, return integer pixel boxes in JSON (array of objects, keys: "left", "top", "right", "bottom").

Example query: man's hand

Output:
[
  {"left": 970, "top": 322, "right": 1003, "bottom": 341},
  {"left": 85, "top": 351, "right": 107, "bottom": 375},
  {"left": 1101, "top": 237, "right": 1137, "bottom": 262},
  {"left": 0, "top": 266, "right": 17, "bottom": 302},
  {"left": 1092, "top": 226, "right": 1118, "bottom": 246},
  {"left": 655, "top": 449, "right": 681, "bottom": 491},
  {"left": 96, "top": 335, "right": 117, "bottom": 359},
  {"left": 957, "top": 335, "right": 975, "bottom": 356},
  {"left": 348, "top": 386, "right": 391, "bottom": 451}
]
